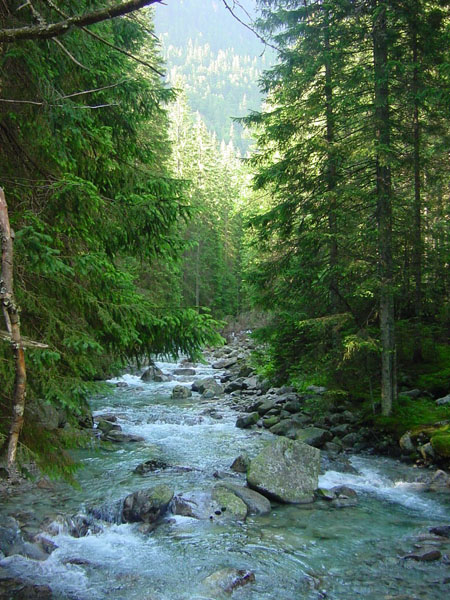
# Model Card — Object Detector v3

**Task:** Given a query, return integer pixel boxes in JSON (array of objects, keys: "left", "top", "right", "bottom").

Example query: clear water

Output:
[{"left": 1, "top": 359, "right": 449, "bottom": 599}]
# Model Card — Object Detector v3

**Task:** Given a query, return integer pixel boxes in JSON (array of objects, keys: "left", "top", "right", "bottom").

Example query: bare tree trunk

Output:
[
  {"left": 0, "top": 187, "right": 26, "bottom": 473},
  {"left": 372, "top": 1, "right": 397, "bottom": 416}
]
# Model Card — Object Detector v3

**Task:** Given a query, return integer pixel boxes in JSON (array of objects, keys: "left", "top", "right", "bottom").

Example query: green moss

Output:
[
  {"left": 431, "top": 429, "right": 450, "bottom": 458},
  {"left": 373, "top": 396, "right": 450, "bottom": 437}
]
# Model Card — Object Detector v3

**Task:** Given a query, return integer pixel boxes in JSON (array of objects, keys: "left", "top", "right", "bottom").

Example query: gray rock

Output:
[
  {"left": 215, "top": 483, "right": 271, "bottom": 515},
  {"left": 263, "top": 415, "right": 280, "bottom": 428},
  {"left": 257, "top": 398, "right": 280, "bottom": 415},
  {"left": 419, "top": 442, "right": 435, "bottom": 461},
  {"left": 436, "top": 394, "right": 450, "bottom": 406},
  {"left": 211, "top": 486, "right": 248, "bottom": 521},
  {"left": 96, "top": 419, "right": 121, "bottom": 434},
  {"left": 203, "top": 568, "right": 255, "bottom": 595},
  {"left": 399, "top": 432, "right": 416, "bottom": 453},
  {"left": 170, "top": 492, "right": 216, "bottom": 519},
  {"left": 141, "top": 365, "right": 165, "bottom": 382},
  {"left": 0, "top": 518, "right": 21, "bottom": 556},
  {"left": 101, "top": 431, "right": 145, "bottom": 443},
  {"left": 330, "top": 423, "right": 351, "bottom": 437},
  {"left": 242, "top": 376, "right": 259, "bottom": 390},
  {"left": 212, "top": 357, "right": 238, "bottom": 369},
  {"left": 25, "top": 401, "right": 66, "bottom": 431},
  {"left": 295, "top": 427, "right": 332, "bottom": 448},
  {"left": 225, "top": 379, "right": 245, "bottom": 393},
  {"left": 122, "top": 485, "right": 174, "bottom": 524},
  {"left": 134, "top": 459, "right": 169, "bottom": 474},
  {"left": 192, "top": 377, "right": 223, "bottom": 395},
  {"left": 429, "top": 525, "right": 450, "bottom": 537},
  {"left": 247, "top": 438, "right": 320, "bottom": 504},
  {"left": 236, "top": 412, "right": 259, "bottom": 429},
  {"left": 324, "top": 441, "right": 343, "bottom": 455},
  {"left": 341, "top": 432, "right": 360, "bottom": 447},
  {"left": 173, "top": 368, "right": 196, "bottom": 376},
  {"left": 306, "top": 385, "right": 327, "bottom": 394},
  {"left": 171, "top": 385, "right": 192, "bottom": 399},
  {"left": 230, "top": 454, "right": 250, "bottom": 473},
  {"left": 284, "top": 400, "right": 302, "bottom": 413},
  {"left": 400, "top": 388, "right": 422, "bottom": 398},
  {"left": 67, "top": 514, "right": 103, "bottom": 538}
]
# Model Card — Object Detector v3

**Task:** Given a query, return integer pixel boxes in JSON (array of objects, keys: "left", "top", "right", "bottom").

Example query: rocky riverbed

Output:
[{"left": 0, "top": 335, "right": 449, "bottom": 599}]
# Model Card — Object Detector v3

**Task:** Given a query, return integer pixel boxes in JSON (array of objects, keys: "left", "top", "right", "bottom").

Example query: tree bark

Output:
[
  {"left": 411, "top": 25, "right": 423, "bottom": 361},
  {"left": 324, "top": 10, "right": 338, "bottom": 314},
  {"left": 372, "top": 1, "right": 396, "bottom": 416},
  {"left": 0, "top": 188, "right": 27, "bottom": 472}
]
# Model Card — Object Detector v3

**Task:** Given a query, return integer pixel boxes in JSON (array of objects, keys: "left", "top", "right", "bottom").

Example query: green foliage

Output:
[
  {"left": 374, "top": 397, "right": 449, "bottom": 437},
  {"left": 241, "top": 0, "right": 450, "bottom": 417},
  {"left": 0, "top": 2, "right": 223, "bottom": 470}
]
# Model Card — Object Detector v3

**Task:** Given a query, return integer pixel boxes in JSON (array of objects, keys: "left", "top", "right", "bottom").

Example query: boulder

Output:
[
  {"left": 242, "top": 376, "right": 259, "bottom": 390},
  {"left": 399, "top": 432, "right": 416, "bottom": 453},
  {"left": 171, "top": 385, "right": 192, "bottom": 399},
  {"left": 236, "top": 412, "right": 259, "bottom": 429},
  {"left": 212, "top": 357, "right": 238, "bottom": 369},
  {"left": 429, "top": 525, "right": 450, "bottom": 537},
  {"left": 225, "top": 379, "right": 245, "bottom": 393},
  {"left": 341, "top": 432, "right": 360, "bottom": 448},
  {"left": 247, "top": 438, "right": 320, "bottom": 503},
  {"left": 134, "top": 459, "right": 170, "bottom": 474},
  {"left": 101, "top": 431, "right": 145, "bottom": 443},
  {"left": 96, "top": 419, "right": 121, "bottom": 434},
  {"left": 284, "top": 400, "right": 302, "bottom": 414},
  {"left": 295, "top": 427, "right": 332, "bottom": 448},
  {"left": 400, "top": 388, "right": 422, "bottom": 398},
  {"left": 202, "top": 568, "right": 255, "bottom": 595},
  {"left": 306, "top": 385, "right": 327, "bottom": 395},
  {"left": 173, "top": 368, "right": 196, "bottom": 376},
  {"left": 0, "top": 577, "right": 53, "bottom": 599},
  {"left": 230, "top": 454, "right": 250, "bottom": 473},
  {"left": 122, "top": 485, "right": 174, "bottom": 524},
  {"left": 215, "top": 483, "right": 271, "bottom": 515},
  {"left": 141, "top": 365, "right": 166, "bottom": 382},
  {"left": 256, "top": 398, "right": 280, "bottom": 416},
  {"left": 436, "top": 394, "right": 450, "bottom": 406},
  {"left": 263, "top": 415, "right": 280, "bottom": 428},
  {"left": 192, "top": 377, "right": 223, "bottom": 396},
  {"left": 211, "top": 486, "right": 248, "bottom": 521},
  {"left": 0, "top": 518, "right": 21, "bottom": 556},
  {"left": 170, "top": 492, "right": 216, "bottom": 519}
]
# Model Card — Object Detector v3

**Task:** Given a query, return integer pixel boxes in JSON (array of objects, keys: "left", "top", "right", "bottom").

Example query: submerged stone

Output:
[{"left": 203, "top": 568, "right": 255, "bottom": 595}]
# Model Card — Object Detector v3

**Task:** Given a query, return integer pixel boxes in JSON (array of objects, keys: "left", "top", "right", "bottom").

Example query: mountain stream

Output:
[{"left": 1, "top": 358, "right": 449, "bottom": 599}]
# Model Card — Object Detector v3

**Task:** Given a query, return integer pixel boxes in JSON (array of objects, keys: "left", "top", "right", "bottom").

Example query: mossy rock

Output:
[
  {"left": 431, "top": 431, "right": 450, "bottom": 458},
  {"left": 212, "top": 486, "right": 248, "bottom": 521}
]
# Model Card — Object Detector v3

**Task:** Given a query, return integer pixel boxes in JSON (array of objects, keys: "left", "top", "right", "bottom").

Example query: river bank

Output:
[{"left": 0, "top": 336, "right": 449, "bottom": 599}]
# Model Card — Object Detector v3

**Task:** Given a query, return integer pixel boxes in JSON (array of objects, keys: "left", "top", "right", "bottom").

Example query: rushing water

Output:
[{"left": 1, "top": 359, "right": 450, "bottom": 600}]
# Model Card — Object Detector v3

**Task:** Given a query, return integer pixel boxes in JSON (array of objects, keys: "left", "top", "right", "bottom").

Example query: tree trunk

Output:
[
  {"left": 372, "top": 1, "right": 396, "bottom": 416},
  {"left": 324, "top": 10, "right": 338, "bottom": 314},
  {"left": 411, "top": 26, "right": 423, "bottom": 361},
  {"left": 0, "top": 187, "right": 27, "bottom": 472}
]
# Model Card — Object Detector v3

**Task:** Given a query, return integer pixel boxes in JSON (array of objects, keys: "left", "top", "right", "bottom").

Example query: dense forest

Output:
[{"left": 0, "top": 0, "right": 449, "bottom": 477}]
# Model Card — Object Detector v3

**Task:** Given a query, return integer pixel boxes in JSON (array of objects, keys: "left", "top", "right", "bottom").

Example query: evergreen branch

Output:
[{"left": 41, "top": 0, "right": 164, "bottom": 76}]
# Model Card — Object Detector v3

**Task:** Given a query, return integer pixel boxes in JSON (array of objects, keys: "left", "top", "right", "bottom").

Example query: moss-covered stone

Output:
[
  {"left": 431, "top": 431, "right": 450, "bottom": 458},
  {"left": 211, "top": 486, "right": 248, "bottom": 520}
]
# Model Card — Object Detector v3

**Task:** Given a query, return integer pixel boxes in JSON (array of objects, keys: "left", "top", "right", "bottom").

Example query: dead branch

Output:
[{"left": 0, "top": 0, "right": 163, "bottom": 43}]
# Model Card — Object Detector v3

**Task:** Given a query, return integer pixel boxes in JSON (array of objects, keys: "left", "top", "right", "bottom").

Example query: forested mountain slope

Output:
[{"left": 154, "top": 0, "right": 273, "bottom": 153}]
